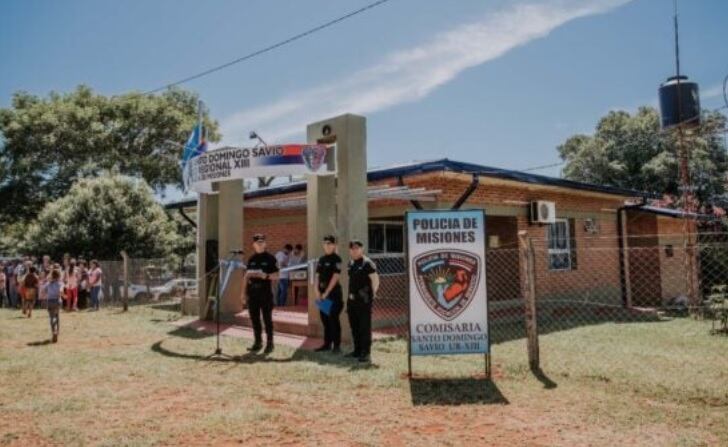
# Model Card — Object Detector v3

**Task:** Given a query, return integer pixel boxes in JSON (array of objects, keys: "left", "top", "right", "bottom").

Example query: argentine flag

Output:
[
  {"left": 181, "top": 124, "right": 207, "bottom": 192},
  {"left": 181, "top": 124, "right": 207, "bottom": 167}
]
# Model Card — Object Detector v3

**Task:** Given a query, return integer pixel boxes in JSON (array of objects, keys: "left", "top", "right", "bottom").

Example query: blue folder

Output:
[{"left": 316, "top": 298, "right": 333, "bottom": 315}]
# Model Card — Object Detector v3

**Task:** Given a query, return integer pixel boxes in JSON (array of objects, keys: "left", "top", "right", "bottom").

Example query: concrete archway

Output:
[{"left": 195, "top": 113, "right": 367, "bottom": 342}]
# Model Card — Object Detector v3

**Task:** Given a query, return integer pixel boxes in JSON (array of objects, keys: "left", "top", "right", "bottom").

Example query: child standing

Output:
[
  {"left": 44, "top": 269, "right": 63, "bottom": 343},
  {"left": 22, "top": 266, "right": 39, "bottom": 318}
]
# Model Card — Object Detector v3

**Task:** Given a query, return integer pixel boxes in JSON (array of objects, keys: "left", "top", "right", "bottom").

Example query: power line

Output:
[
  {"left": 522, "top": 161, "right": 566, "bottom": 172},
  {"left": 146, "top": 0, "right": 393, "bottom": 94}
]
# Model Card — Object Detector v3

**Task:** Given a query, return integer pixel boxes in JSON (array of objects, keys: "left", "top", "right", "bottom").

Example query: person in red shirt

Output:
[{"left": 22, "top": 266, "right": 39, "bottom": 318}]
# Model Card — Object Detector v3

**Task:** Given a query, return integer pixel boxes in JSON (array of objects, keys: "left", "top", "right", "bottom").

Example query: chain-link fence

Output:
[
  {"left": 370, "top": 253, "right": 408, "bottom": 334},
  {"left": 525, "top": 234, "right": 728, "bottom": 329},
  {"left": 93, "top": 258, "right": 196, "bottom": 310},
  {"left": 369, "top": 233, "right": 727, "bottom": 363}
]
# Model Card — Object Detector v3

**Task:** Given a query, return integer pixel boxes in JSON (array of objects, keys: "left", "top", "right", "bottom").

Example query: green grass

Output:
[{"left": 0, "top": 306, "right": 726, "bottom": 446}]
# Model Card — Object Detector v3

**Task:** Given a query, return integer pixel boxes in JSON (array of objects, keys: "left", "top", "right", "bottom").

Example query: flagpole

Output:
[{"left": 197, "top": 99, "right": 204, "bottom": 140}]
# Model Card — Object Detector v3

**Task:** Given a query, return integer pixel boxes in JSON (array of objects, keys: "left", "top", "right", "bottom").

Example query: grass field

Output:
[{"left": 0, "top": 306, "right": 726, "bottom": 446}]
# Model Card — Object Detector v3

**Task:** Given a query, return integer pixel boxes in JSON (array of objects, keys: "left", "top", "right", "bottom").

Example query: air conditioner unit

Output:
[{"left": 530, "top": 201, "right": 556, "bottom": 224}]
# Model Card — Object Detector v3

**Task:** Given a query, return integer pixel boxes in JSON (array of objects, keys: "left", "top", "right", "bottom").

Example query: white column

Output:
[
  {"left": 217, "top": 180, "right": 244, "bottom": 316},
  {"left": 306, "top": 114, "right": 368, "bottom": 340}
]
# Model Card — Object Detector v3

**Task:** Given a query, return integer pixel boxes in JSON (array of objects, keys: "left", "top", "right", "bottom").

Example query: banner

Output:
[
  {"left": 184, "top": 144, "right": 335, "bottom": 193},
  {"left": 407, "top": 210, "right": 488, "bottom": 356}
]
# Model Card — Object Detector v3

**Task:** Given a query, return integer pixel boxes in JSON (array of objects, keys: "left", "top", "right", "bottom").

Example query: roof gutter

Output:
[
  {"left": 178, "top": 207, "right": 197, "bottom": 229},
  {"left": 451, "top": 174, "right": 479, "bottom": 210}
]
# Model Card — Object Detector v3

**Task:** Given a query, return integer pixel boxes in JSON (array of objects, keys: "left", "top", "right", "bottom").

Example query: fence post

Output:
[
  {"left": 121, "top": 251, "right": 129, "bottom": 312},
  {"left": 518, "top": 231, "right": 539, "bottom": 370},
  {"left": 684, "top": 236, "right": 701, "bottom": 314},
  {"left": 619, "top": 208, "right": 633, "bottom": 308}
]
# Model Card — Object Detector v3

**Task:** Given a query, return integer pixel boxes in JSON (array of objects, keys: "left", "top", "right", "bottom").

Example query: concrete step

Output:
[{"left": 235, "top": 307, "right": 310, "bottom": 337}]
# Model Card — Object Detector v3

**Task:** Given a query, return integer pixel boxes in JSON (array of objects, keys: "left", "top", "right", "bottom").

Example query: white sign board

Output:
[
  {"left": 184, "top": 144, "right": 335, "bottom": 193},
  {"left": 407, "top": 210, "right": 488, "bottom": 356}
]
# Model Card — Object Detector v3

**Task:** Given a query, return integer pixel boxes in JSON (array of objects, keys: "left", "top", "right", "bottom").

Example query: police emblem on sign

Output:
[
  {"left": 301, "top": 145, "right": 327, "bottom": 172},
  {"left": 413, "top": 249, "right": 481, "bottom": 321}
]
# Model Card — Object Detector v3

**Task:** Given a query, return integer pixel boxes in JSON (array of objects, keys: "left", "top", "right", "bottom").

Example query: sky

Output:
[{"left": 1, "top": 0, "right": 726, "bottom": 197}]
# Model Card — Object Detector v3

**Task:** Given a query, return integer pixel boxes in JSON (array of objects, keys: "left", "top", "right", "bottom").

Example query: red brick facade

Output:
[{"left": 237, "top": 171, "right": 693, "bottom": 306}]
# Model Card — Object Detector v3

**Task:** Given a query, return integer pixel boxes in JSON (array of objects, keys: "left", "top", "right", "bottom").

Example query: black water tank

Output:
[{"left": 659, "top": 75, "right": 701, "bottom": 129}]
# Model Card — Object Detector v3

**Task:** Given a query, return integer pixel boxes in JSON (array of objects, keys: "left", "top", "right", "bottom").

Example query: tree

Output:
[
  {"left": 0, "top": 85, "right": 220, "bottom": 222},
  {"left": 169, "top": 211, "right": 197, "bottom": 273},
  {"left": 22, "top": 175, "right": 181, "bottom": 261},
  {"left": 558, "top": 107, "right": 728, "bottom": 206}
]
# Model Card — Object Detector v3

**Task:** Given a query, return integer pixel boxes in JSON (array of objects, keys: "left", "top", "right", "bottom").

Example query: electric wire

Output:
[{"left": 146, "top": 0, "right": 393, "bottom": 93}]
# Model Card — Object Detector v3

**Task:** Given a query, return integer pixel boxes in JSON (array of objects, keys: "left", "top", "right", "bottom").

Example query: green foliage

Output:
[
  {"left": 169, "top": 210, "right": 197, "bottom": 270},
  {"left": 22, "top": 175, "right": 181, "bottom": 260},
  {"left": 0, "top": 85, "right": 219, "bottom": 222},
  {"left": 558, "top": 107, "right": 728, "bottom": 205}
]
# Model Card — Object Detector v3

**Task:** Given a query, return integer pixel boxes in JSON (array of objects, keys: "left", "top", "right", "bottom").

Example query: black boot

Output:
[
  {"left": 247, "top": 341, "right": 263, "bottom": 352},
  {"left": 263, "top": 342, "right": 274, "bottom": 354}
]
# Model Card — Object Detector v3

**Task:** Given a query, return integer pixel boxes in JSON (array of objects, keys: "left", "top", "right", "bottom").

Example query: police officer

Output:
[
  {"left": 346, "top": 239, "right": 380, "bottom": 363},
  {"left": 243, "top": 234, "right": 279, "bottom": 354},
  {"left": 314, "top": 235, "right": 343, "bottom": 353}
]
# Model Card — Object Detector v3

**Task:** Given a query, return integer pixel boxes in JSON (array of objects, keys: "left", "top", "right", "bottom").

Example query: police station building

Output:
[{"left": 169, "top": 158, "right": 696, "bottom": 337}]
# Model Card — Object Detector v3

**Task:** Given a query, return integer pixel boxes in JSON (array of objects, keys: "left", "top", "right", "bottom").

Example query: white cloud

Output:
[
  {"left": 220, "top": 0, "right": 634, "bottom": 145},
  {"left": 702, "top": 83, "right": 726, "bottom": 101}
]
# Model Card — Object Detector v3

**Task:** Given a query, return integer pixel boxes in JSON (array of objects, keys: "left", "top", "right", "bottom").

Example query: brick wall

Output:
[{"left": 238, "top": 172, "right": 637, "bottom": 305}]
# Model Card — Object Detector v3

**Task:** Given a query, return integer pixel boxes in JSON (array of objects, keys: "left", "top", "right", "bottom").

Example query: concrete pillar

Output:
[
  {"left": 305, "top": 174, "right": 336, "bottom": 337},
  {"left": 197, "top": 193, "right": 219, "bottom": 318},
  {"left": 306, "top": 114, "right": 368, "bottom": 340},
  {"left": 217, "top": 180, "right": 244, "bottom": 316}
]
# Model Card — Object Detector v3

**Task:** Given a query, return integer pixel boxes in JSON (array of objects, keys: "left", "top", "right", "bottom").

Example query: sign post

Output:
[{"left": 406, "top": 209, "right": 490, "bottom": 378}]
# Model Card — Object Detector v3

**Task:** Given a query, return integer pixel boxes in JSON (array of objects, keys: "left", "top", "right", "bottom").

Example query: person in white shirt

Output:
[
  {"left": 289, "top": 244, "right": 306, "bottom": 265},
  {"left": 274, "top": 244, "right": 292, "bottom": 307},
  {"left": 88, "top": 260, "right": 103, "bottom": 311}
]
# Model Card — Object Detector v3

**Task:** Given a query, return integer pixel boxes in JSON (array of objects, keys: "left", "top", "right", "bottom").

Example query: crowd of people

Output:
[
  {"left": 0, "top": 255, "right": 104, "bottom": 342},
  {"left": 3, "top": 240, "right": 376, "bottom": 360}
]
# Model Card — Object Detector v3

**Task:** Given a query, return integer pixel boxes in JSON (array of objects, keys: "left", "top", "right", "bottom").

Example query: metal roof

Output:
[{"left": 164, "top": 158, "right": 653, "bottom": 209}]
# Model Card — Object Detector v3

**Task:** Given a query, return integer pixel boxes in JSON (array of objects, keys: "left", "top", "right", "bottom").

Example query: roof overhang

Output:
[{"left": 245, "top": 184, "right": 441, "bottom": 209}]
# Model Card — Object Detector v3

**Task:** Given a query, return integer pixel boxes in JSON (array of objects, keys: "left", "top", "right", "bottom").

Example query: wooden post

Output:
[
  {"left": 121, "top": 251, "right": 129, "bottom": 312},
  {"left": 620, "top": 209, "right": 633, "bottom": 308},
  {"left": 518, "top": 231, "right": 539, "bottom": 370}
]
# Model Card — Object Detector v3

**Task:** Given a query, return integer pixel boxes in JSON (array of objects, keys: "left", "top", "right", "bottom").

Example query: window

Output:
[
  {"left": 547, "top": 219, "right": 572, "bottom": 271},
  {"left": 368, "top": 222, "right": 404, "bottom": 254}
]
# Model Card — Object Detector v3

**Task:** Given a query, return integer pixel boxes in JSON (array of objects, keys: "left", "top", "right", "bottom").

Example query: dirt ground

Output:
[{"left": 0, "top": 306, "right": 725, "bottom": 446}]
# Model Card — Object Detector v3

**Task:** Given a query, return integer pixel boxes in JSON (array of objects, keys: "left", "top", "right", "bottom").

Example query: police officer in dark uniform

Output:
[
  {"left": 243, "top": 234, "right": 279, "bottom": 354},
  {"left": 314, "top": 235, "right": 343, "bottom": 353},
  {"left": 346, "top": 239, "right": 379, "bottom": 363}
]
